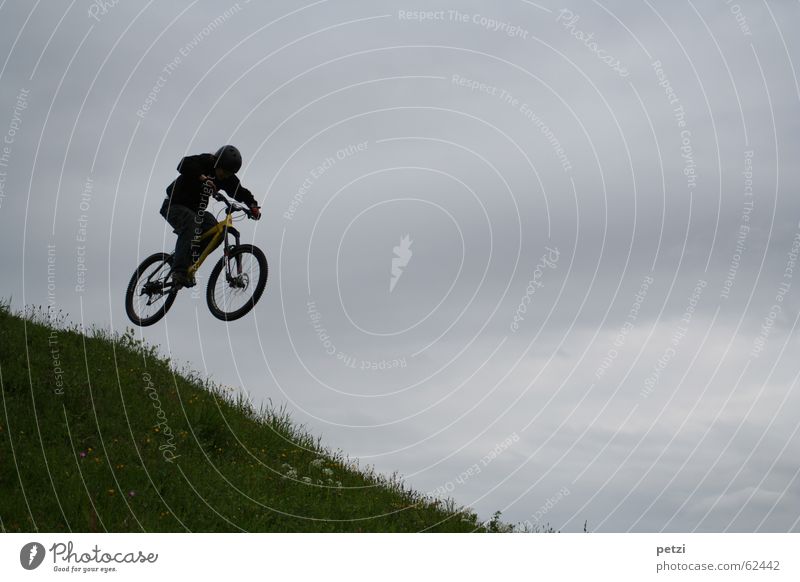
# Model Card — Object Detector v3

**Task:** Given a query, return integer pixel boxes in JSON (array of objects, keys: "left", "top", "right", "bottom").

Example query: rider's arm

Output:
[{"left": 220, "top": 174, "right": 257, "bottom": 207}]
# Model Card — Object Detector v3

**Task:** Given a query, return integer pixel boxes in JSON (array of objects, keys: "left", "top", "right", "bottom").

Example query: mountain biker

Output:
[{"left": 160, "top": 145, "right": 261, "bottom": 288}]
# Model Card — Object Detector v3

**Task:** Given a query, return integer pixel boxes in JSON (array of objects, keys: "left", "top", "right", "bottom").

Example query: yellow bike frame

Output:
[{"left": 187, "top": 211, "right": 235, "bottom": 277}]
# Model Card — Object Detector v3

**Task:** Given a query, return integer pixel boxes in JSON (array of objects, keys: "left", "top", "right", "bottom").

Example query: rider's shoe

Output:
[{"left": 171, "top": 271, "right": 196, "bottom": 289}]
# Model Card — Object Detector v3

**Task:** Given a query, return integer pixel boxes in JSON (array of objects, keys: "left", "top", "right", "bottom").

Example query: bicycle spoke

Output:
[
  {"left": 132, "top": 260, "right": 172, "bottom": 321},
  {"left": 212, "top": 251, "right": 261, "bottom": 315}
]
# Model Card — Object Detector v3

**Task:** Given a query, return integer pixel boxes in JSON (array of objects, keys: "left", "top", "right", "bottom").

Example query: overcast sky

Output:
[{"left": 1, "top": 0, "right": 799, "bottom": 532}]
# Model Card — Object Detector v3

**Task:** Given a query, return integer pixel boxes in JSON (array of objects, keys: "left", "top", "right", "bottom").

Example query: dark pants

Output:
[{"left": 160, "top": 199, "right": 218, "bottom": 274}]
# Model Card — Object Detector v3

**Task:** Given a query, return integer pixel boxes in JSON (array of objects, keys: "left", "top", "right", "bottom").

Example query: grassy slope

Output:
[{"left": 0, "top": 305, "right": 490, "bottom": 532}]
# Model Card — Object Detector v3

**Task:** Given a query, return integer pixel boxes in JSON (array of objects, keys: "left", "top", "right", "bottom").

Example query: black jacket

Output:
[{"left": 164, "top": 153, "right": 256, "bottom": 212}]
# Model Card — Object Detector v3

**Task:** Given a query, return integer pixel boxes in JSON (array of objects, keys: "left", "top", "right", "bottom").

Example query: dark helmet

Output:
[{"left": 214, "top": 145, "right": 242, "bottom": 173}]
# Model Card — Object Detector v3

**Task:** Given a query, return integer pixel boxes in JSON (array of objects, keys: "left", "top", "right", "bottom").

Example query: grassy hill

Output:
[{"left": 0, "top": 302, "right": 507, "bottom": 532}]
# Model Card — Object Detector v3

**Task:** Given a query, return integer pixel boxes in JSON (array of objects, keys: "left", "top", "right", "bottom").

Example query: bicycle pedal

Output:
[{"left": 172, "top": 273, "right": 196, "bottom": 289}]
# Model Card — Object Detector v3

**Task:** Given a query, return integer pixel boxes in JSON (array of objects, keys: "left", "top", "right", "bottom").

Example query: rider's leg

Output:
[
  {"left": 198, "top": 210, "right": 219, "bottom": 250},
  {"left": 160, "top": 201, "right": 198, "bottom": 276},
  {"left": 191, "top": 208, "right": 219, "bottom": 265}
]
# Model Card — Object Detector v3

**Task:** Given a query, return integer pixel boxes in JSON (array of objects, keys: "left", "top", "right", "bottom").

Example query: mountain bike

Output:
[{"left": 125, "top": 192, "right": 268, "bottom": 326}]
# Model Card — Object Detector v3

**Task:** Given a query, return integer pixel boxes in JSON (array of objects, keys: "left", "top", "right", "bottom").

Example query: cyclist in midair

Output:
[{"left": 160, "top": 145, "right": 261, "bottom": 288}]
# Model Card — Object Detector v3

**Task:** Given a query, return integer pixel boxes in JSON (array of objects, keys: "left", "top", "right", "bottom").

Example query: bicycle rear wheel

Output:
[
  {"left": 125, "top": 252, "right": 178, "bottom": 326},
  {"left": 206, "top": 244, "right": 268, "bottom": 321}
]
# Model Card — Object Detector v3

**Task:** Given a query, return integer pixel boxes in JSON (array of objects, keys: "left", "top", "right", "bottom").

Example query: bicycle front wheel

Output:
[
  {"left": 206, "top": 244, "right": 268, "bottom": 321},
  {"left": 125, "top": 252, "right": 178, "bottom": 326}
]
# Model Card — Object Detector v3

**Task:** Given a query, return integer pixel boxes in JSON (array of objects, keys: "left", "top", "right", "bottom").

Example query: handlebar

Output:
[{"left": 211, "top": 190, "right": 256, "bottom": 219}]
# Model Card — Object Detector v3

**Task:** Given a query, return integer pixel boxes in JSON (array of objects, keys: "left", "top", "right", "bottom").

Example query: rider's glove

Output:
[{"left": 250, "top": 204, "right": 261, "bottom": 220}]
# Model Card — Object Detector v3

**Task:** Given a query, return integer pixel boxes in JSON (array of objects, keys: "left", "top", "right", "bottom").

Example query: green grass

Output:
[{"left": 0, "top": 301, "right": 513, "bottom": 532}]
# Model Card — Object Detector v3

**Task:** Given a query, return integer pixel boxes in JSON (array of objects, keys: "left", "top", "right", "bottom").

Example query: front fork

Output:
[
  {"left": 225, "top": 252, "right": 243, "bottom": 282},
  {"left": 222, "top": 223, "right": 243, "bottom": 284}
]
